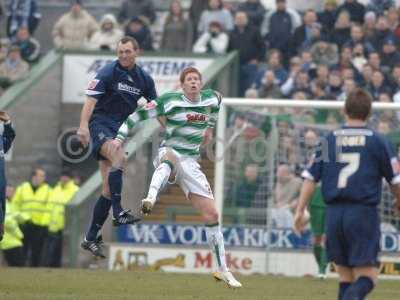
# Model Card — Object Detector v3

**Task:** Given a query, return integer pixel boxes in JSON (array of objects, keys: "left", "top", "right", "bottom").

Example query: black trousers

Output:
[
  {"left": 21, "top": 222, "right": 48, "bottom": 267},
  {"left": 46, "top": 231, "right": 63, "bottom": 268},
  {"left": 3, "top": 246, "right": 25, "bottom": 267}
]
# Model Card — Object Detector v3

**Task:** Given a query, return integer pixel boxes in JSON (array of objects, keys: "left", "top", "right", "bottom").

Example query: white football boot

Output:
[
  {"left": 213, "top": 271, "right": 242, "bottom": 288},
  {"left": 141, "top": 197, "right": 156, "bottom": 215}
]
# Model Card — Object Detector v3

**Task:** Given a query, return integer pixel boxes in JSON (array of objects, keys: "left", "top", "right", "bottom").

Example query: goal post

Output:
[{"left": 214, "top": 98, "right": 400, "bottom": 276}]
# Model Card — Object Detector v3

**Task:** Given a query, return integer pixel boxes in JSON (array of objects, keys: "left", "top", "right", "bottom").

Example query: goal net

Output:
[{"left": 214, "top": 99, "right": 400, "bottom": 275}]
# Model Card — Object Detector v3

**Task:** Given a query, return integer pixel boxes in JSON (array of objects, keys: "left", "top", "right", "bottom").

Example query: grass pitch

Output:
[{"left": 0, "top": 268, "right": 399, "bottom": 300}]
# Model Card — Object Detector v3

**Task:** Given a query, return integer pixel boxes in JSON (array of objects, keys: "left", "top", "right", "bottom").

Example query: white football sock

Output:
[
  {"left": 206, "top": 223, "right": 228, "bottom": 272},
  {"left": 147, "top": 162, "right": 172, "bottom": 203}
]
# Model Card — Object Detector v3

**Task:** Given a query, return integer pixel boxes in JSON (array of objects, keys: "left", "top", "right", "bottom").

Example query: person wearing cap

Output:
[
  {"left": 45, "top": 170, "right": 79, "bottom": 267},
  {"left": 193, "top": 20, "right": 229, "bottom": 54},
  {"left": 124, "top": 16, "right": 153, "bottom": 51},
  {"left": 52, "top": 0, "right": 99, "bottom": 50},
  {"left": 87, "top": 14, "right": 123, "bottom": 51},
  {"left": 337, "top": 0, "right": 365, "bottom": 25},
  {"left": 381, "top": 35, "right": 400, "bottom": 71},
  {"left": 0, "top": 45, "right": 29, "bottom": 88}
]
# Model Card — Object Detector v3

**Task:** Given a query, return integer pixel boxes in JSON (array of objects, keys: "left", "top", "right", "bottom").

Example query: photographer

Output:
[{"left": 193, "top": 21, "right": 228, "bottom": 54}]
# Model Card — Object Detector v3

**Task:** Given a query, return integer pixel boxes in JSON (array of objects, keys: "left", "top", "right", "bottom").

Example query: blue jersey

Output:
[
  {"left": 85, "top": 60, "right": 157, "bottom": 125},
  {"left": 303, "top": 126, "right": 400, "bottom": 206}
]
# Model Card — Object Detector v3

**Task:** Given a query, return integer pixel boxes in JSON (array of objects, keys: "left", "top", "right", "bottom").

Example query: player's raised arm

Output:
[{"left": 115, "top": 99, "right": 165, "bottom": 142}]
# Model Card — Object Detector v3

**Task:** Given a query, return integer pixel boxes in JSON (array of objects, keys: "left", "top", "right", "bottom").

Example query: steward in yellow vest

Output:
[
  {"left": 0, "top": 186, "right": 28, "bottom": 266},
  {"left": 12, "top": 168, "right": 51, "bottom": 267},
  {"left": 46, "top": 170, "right": 79, "bottom": 267}
]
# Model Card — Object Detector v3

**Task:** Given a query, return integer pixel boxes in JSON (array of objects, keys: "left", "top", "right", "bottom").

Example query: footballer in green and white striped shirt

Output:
[{"left": 114, "top": 67, "right": 242, "bottom": 288}]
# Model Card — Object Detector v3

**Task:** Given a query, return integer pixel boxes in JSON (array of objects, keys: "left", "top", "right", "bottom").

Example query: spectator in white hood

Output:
[{"left": 87, "top": 14, "right": 123, "bottom": 51}]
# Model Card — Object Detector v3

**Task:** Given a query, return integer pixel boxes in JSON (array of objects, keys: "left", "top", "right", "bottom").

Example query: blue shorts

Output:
[
  {"left": 326, "top": 204, "right": 380, "bottom": 267},
  {"left": 89, "top": 119, "right": 118, "bottom": 161}
]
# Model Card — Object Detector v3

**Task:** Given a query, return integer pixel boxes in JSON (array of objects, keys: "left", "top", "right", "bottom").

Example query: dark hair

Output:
[
  {"left": 180, "top": 67, "right": 202, "bottom": 83},
  {"left": 31, "top": 167, "right": 45, "bottom": 178},
  {"left": 118, "top": 36, "right": 139, "bottom": 50},
  {"left": 345, "top": 88, "right": 372, "bottom": 121}
]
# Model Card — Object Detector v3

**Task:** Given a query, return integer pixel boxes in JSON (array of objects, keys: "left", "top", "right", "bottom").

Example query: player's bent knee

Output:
[
  {"left": 162, "top": 149, "right": 178, "bottom": 168},
  {"left": 202, "top": 209, "right": 219, "bottom": 223}
]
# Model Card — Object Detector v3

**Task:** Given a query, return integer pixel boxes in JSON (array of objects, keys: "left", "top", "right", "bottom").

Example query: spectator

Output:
[
  {"left": 387, "top": 6, "right": 400, "bottom": 33},
  {"left": 326, "top": 70, "right": 343, "bottom": 99},
  {"left": 6, "top": 0, "right": 41, "bottom": 38},
  {"left": 271, "top": 164, "right": 302, "bottom": 229},
  {"left": 371, "top": 16, "right": 392, "bottom": 52},
  {"left": 335, "top": 45, "right": 354, "bottom": 71},
  {"left": 13, "top": 26, "right": 40, "bottom": 63},
  {"left": 52, "top": 1, "right": 98, "bottom": 50},
  {"left": 0, "top": 186, "right": 27, "bottom": 267},
  {"left": 12, "top": 168, "right": 51, "bottom": 267},
  {"left": 351, "top": 43, "right": 367, "bottom": 73},
  {"left": 363, "top": 11, "right": 377, "bottom": 40},
  {"left": 263, "top": 0, "right": 293, "bottom": 60},
  {"left": 161, "top": 0, "right": 193, "bottom": 52},
  {"left": 257, "top": 70, "right": 282, "bottom": 98},
  {"left": 189, "top": 0, "right": 209, "bottom": 39},
  {"left": 368, "top": 70, "right": 390, "bottom": 100},
  {"left": 300, "top": 22, "right": 325, "bottom": 50},
  {"left": 368, "top": 51, "right": 381, "bottom": 71},
  {"left": 227, "top": 11, "right": 265, "bottom": 96},
  {"left": 367, "top": 0, "right": 394, "bottom": 15},
  {"left": 292, "top": 9, "right": 317, "bottom": 54},
  {"left": 313, "top": 64, "right": 329, "bottom": 87},
  {"left": 336, "top": 0, "right": 365, "bottom": 24},
  {"left": 193, "top": 21, "right": 228, "bottom": 54},
  {"left": 380, "top": 36, "right": 400, "bottom": 73},
  {"left": 197, "top": 0, "right": 234, "bottom": 36},
  {"left": 281, "top": 69, "right": 310, "bottom": 97},
  {"left": 87, "top": 14, "right": 123, "bottom": 51},
  {"left": 125, "top": 16, "right": 153, "bottom": 51},
  {"left": 299, "top": 49, "right": 316, "bottom": 73},
  {"left": 310, "top": 39, "right": 339, "bottom": 67},
  {"left": 46, "top": 170, "right": 79, "bottom": 268},
  {"left": 231, "top": 164, "right": 260, "bottom": 208},
  {"left": 236, "top": 0, "right": 266, "bottom": 29},
  {"left": 337, "top": 78, "right": 355, "bottom": 101},
  {"left": 318, "top": 0, "right": 338, "bottom": 35},
  {"left": 344, "top": 24, "right": 375, "bottom": 55},
  {"left": 0, "top": 45, "right": 29, "bottom": 89},
  {"left": 331, "top": 10, "right": 351, "bottom": 49},
  {"left": 360, "top": 63, "right": 373, "bottom": 87},
  {"left": 255, "top": 49, "right": 288, "bottom": 87},
  {"left": 388, "top": 63, "right": 400, "bottom": 91},
  {"left": 117, "top": 0, "right": 155, "bottom": 25}
]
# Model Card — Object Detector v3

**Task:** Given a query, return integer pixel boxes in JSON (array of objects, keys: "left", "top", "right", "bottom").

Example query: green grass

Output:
[{"left": 0, "top": 268, "right": 399, "bottom": 300}]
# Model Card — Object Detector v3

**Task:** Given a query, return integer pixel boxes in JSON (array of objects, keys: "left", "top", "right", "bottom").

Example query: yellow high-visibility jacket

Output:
[
  {"left": 0, "top": 202, "right": 26, "bottom": 250},
  {"left": 47, "top": 180, "right": 79, "bottom": 233},
  {"left": 12, "top": 182, "right": 52, "bottom": 227}
]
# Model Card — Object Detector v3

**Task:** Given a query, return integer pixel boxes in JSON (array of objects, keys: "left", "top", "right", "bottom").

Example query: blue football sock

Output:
[
  {"left": 343, "top": 277, "right": 374, "bottom": 300},
  {"left": 338, "top": 282, "right": 351, "bottom": 300},
  {"left": 86, "top": 195, "right": 112, "bottom": 241},
  {"left": 108, "top": 168, "right": 123, "bottom": 218}
]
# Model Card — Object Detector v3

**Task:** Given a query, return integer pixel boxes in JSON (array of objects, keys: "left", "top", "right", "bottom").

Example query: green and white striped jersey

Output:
[{"left": 116, "top": 89, "right": 221, "bottom": 156}]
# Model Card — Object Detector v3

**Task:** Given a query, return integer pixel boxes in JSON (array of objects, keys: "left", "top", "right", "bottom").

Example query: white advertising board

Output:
[{"left": 62, "top": 55, "right": 214, "bottom": 103}]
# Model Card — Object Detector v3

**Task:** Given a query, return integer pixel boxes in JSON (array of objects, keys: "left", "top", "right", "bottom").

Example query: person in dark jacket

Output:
[
  {"left": 125, "top": 16, "right": 153, "bottom": 51},
  {"left": 228, "top": 11, "right": 265, "bottom": 96},
  {"left": 266, "top": 0, "right": 292, "bottom": 60},
  {"left": 318, "top": 0, "right": 338, "bottom": 35},
  {"left": 0, "top": 110, "right": 16, "bottom": 241},
  {"left": 118, "top": 0, "right": 155, "bottom": 25},
  {"left": 236, "top": 0, "right": 266, "bottom": 29},
  {"left": 292, "top": 9, "right": 317, "bottom": 54},
  {"left": 6, "top": 0, "right": 41, "bottom": 38},
  {"left": 336, "top": 0, "right": 365, "bottom": 24},
  {"left": 13, "top": 26, "right": 40, "bottom": 63},
  {"left": 380, "top": 36, "right": 400, "bottom": 72}
]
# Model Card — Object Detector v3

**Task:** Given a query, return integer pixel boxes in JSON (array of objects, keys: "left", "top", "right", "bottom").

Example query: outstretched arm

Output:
[{"left": 115, "top": 100, "right": 164, "bottom": 142}]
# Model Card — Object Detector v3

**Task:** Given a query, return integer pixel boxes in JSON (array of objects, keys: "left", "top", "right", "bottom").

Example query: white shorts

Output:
[{"left": 153, "top": 147, "right": 214, "bottom": 200}]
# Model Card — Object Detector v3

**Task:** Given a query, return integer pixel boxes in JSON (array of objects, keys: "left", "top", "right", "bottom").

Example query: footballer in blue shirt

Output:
[
  {"left": 294, "top": 88, "right": 400, "bottom": 300},
  {"left": 78, "top": 36, "right": 157, "bottom": 258}
]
